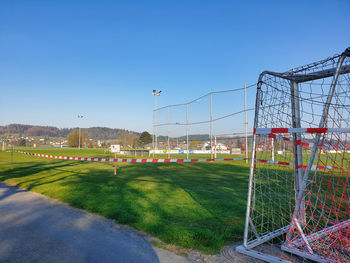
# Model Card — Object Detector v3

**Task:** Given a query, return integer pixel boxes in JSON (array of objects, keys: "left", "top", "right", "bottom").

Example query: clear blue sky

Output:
[{"left": 1, "top": 0, "right": 349, "bottom": 134}]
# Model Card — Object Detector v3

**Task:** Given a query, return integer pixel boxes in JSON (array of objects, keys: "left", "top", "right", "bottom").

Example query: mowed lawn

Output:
[{"left": 0, "top": 148, "right": 250, "bottom": 253}]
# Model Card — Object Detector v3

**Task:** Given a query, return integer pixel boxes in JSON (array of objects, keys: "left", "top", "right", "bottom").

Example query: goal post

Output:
[{"left": 237, "top": 47, "right": 350, "bottom": 262}]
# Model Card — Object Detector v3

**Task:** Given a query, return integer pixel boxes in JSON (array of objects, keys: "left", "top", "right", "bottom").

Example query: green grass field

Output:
[{"left": 0, "top": 147, "right": 250, "bottom": 253}]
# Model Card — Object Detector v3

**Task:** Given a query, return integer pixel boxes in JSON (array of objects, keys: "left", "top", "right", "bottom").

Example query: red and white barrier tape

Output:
[
  {"left": 254, "top": 128, "right": 350, "bottom": 135},
  {"left": 13, "top": 151, "right": 348, "bottom": 171},
  {"left": 15, "top": 151, "right": 246, "bottom": 163}
]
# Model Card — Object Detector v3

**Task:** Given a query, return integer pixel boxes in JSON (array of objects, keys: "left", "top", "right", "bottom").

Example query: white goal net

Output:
[{"left": 237, "top": 47, "right": 350, "bottom": 263}]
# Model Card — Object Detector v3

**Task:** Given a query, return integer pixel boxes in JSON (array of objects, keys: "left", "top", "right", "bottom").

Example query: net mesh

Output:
[
  {"left": 246, "top": 48, "right": 350, "bottom": 262},
  {"left": 154, "top": 86, "right": 256, "bottom": 157}
]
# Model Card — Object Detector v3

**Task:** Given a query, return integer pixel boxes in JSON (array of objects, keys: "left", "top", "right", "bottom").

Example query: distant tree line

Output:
[
  {"left": 0, "top": 124, "right": 213, "bottom": 143},
  {"left": 66, "top": 130, "right": 152, "bottom": 148},
  {"left": 0, "top": 124, "right": 140, "bottom": 140},
  {"left": 0, "top": 124, "right": 71, "bottom": 137}
]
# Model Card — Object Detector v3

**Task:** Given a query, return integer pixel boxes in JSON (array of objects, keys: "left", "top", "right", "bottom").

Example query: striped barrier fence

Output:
[{"left": 12, "top": 150, "right": 349, "bottom": 171}]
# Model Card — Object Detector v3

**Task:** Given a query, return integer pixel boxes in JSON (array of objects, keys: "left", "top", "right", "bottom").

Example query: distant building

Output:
[{"left": 202, "top": 141, "right": 228, "bottom": 151}]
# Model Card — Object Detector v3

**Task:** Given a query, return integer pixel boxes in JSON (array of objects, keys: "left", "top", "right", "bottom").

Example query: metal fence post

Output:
[
  {"left": 244, "top": 82, "right": 248, "bottom": 163},
  {"left": 186, "top": 101, "right": 189, "bottom": 159},
  {"left": 152, "top": 109, "right": 155, "bottom": 157},
  {"left": 214, "top": 135, "right": 217, "bottom": 158},
  {"left": 11, "top": 146, "right": 14, "bottom": 169},
  {"left": 210, "top": 93, "right": 213, "bottom": 159},
  {"left": 168, "top": 106, "right": 170, "bottom": 159}
]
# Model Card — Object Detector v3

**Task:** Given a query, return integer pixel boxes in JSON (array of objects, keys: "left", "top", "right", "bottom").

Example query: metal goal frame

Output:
[{"left": 237, "top": 47, "right": 350, "bottom": 263}]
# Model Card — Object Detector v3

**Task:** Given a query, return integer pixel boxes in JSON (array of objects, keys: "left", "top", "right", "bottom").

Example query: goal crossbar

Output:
[{"left": 261, "top": 64, "right": 350, "bottom": 83}]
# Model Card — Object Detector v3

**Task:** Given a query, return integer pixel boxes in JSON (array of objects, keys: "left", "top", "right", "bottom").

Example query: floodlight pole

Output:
[
  {"left": 152, "top": 90, "right": 162, "bottom": 155},
  {"left": 155, "top": 95, "right": 158, "bottom": 151},
  {"left": 78, "top": 115, "right": 83, "bottom": 150}
]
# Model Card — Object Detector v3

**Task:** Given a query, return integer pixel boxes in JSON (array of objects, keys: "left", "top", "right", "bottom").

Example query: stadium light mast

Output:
[
  {"left": 77, "top": 115, "right": 84, "bottom": 150},
  {"left": 152, "top": 90, "right": 162, "bottom": 153}
]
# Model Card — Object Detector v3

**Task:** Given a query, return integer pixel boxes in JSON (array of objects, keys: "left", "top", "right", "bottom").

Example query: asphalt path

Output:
[{"left": 0, "top": 182, "right": 194, "bottom": 263}]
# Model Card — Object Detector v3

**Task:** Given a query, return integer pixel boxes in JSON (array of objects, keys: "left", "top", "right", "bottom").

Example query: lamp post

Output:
[
  {"left": 78, "top": 115, "right": 83, "bottom": 149},
  {"left": 152, "top": 90, "right": 162, "bottom": 153}
]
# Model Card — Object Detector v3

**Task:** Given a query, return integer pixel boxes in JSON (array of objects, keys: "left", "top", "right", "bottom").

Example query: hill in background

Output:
[
  {"left": 0, "top": 124, "right": 213, "bottom": 142},
  {"left": 0, "top": 124, "right": 139, "bottom": 140}
]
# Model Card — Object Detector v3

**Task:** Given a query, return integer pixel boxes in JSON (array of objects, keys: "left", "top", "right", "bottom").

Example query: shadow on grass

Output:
[{"left": 0, "top": 159, "right": 250, "bottom": 253}]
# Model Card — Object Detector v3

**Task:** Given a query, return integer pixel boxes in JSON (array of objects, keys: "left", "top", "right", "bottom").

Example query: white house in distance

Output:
[
  {"left": 216, "top": 143, "right": 228, "bottom": 150},
  {"left": 202, "top": 141, "right": 228, "bottom": 151}
]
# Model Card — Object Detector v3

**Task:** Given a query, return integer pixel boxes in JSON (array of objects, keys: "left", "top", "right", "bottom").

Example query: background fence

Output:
[{"left": 152, "top": 84, "right": 256, "bottom": 159}]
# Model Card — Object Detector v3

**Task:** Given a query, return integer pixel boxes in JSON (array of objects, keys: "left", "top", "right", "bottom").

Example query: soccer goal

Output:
[{"left": 236, "top": 47, "right": 350, "bottom": 263}]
